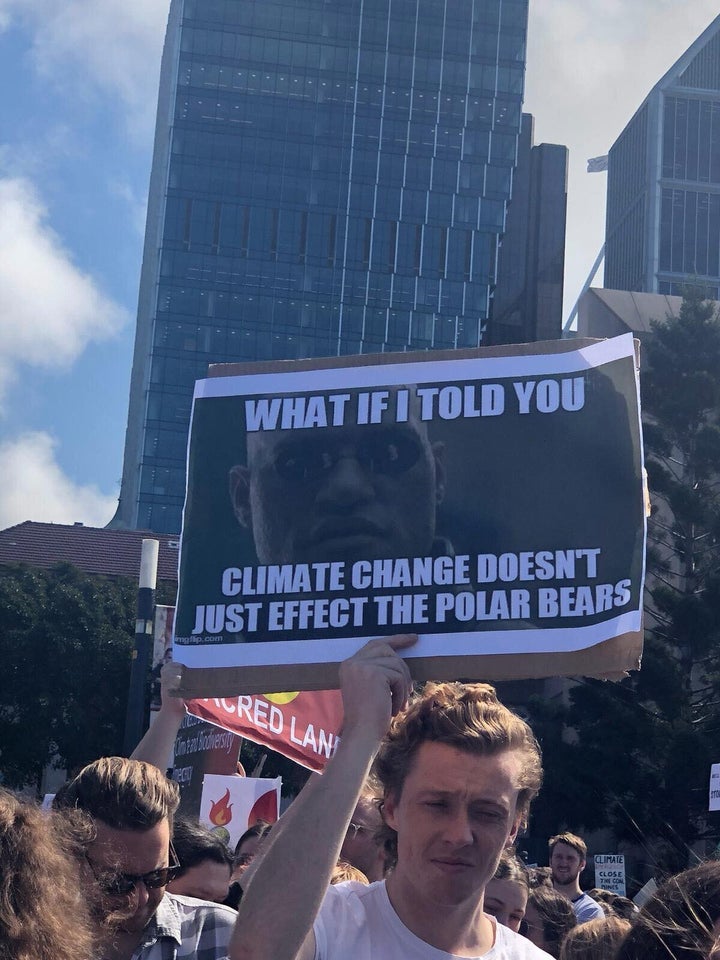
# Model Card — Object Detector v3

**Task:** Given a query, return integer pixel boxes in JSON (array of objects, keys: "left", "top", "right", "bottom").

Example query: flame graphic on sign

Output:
[{"left": 209, "top": 788, "right": 233, "bottom": 826}]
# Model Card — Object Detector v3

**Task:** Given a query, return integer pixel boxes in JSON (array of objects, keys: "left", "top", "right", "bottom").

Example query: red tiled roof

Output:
[{"left": 0, "top": 521, "right": 179, "bottom": 584}]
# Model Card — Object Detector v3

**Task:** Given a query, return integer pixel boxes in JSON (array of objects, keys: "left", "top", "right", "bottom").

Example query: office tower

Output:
[
  {"left": 113, "top": 0, "right": 530, "bottom": 534},
  {"left": 488, "top": 113, "right": 568, "bottom": 345},
  {"left": 605, "top": 14, "right": 720, "bottom": 296}
]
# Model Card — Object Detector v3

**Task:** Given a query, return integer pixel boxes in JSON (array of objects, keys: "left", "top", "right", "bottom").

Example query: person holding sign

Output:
[
  {"left": 229, "top": 389, "right": 447, "bottom": 566},
  {"left": 230, "top": 634, "right": 551, "bottom": 960}
]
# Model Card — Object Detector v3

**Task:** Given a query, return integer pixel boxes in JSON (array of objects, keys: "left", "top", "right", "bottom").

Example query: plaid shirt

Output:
[{"left": 129, "top": 893, "right": 236, "bottom": 960}]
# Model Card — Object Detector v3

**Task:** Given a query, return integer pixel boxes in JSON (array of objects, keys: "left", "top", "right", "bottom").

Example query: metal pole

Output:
[{"left": 123, "top": 539, "right": 159, "bottom": 755}]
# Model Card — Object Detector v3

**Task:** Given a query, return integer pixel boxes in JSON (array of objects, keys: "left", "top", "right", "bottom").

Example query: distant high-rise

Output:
[
  {"left": 488, "top": 113, "right": 568, "bottom": 345},
  {"left": 605, "top": 14, "right": 720, "bottom": 296},
  {"left": 113, "top": 0, "right": 530, "bottom": 534}
]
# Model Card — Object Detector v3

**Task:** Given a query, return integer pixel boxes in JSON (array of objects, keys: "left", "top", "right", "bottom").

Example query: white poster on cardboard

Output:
[
  {"left": 709, "top": 763, "right": 720, "bottom": 811},
  {"left": 594, "top": 854, "right": 626, "bottom": 896}
]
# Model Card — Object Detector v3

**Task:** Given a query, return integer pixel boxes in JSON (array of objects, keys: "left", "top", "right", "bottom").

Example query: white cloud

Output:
[
  {"left": 0, "top": 0, "right": 168, "bottom": 136},
  {"left": 110, "top": 179, "right": 149, "bottom": 239},
  {"left": 0, "top": 176, "right": 129, "bottom": 402},
  {"left": 0, "top": 432, "right": 117, "bottom": 528}
]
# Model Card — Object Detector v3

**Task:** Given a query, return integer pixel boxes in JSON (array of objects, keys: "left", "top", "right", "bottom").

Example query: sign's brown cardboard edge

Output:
[
  {"left": 174, "top": 631, "right": 643, "bottom": 699},
  {"left": 207, "top": 338, "right": 614, "bottom": 379}
]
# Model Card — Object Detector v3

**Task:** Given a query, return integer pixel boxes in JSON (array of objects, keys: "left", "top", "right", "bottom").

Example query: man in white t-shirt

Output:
[
  {"left": 548, "top": 833, "right": 605, "bottom": 923},
  {"left": 230, "top": 634, "right": 552, "bottom": 960}
]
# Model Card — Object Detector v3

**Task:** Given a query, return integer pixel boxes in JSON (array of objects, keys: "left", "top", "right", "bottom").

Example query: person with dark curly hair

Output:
[
  {"left": 521, "top": 885, "right": 577, "bottom": 958},
  {"left": 0, "top": 789, "right": 96, "bottom": 960},
  {"left": 167, "top": 817, "right": 233, "bottom": 903},
  {"left": 230, "top": 634, "right": 550, "bottom": 960},
  {"left": 615, "top": 861, "right": 720, "bottom": 960}
]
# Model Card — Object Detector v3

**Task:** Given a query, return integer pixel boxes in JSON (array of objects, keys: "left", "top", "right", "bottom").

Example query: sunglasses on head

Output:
[{"left": 86, "top": 841, "right": 182, "bottom": 896}]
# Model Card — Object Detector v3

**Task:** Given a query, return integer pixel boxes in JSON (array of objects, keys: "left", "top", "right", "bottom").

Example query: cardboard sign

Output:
[
  {"left": 710, "top": 763, "right": 720, "bottom": 811},
  {"left": 173, "top": 335, "right": 646, "bottom": 696},
  {"left": 594, "top": 854, "right": 626, "bottom": 896},
  {"left": 171, "top": 713, "right": 242, "bottom": 819},
  {"left": 199, "top": 774, "right": 281, "bottom": 848}
]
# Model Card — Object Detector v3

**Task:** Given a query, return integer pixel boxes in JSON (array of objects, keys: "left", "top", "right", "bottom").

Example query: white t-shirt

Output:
[
  {"left": 313, "top": 881, "right": 553, "bottom": 960},
  {"left": 571, "top": 893, "right": 605, "bottom": 923}
]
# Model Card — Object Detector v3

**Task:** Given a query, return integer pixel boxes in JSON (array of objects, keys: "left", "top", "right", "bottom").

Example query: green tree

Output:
[
  {"left": 528, "top": 289, "right": 720, "bottom": 878},
  {"left": 0, "top": 562, "right": 139, "bottom": 790}
]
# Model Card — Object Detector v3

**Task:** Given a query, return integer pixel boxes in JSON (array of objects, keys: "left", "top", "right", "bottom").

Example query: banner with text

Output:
[
  {"left": 173, "top": 336, "right": 646, "bottom": 695},
  {"left": 171, "top": 713, "right": 243, "bottom": 820},
  {"left": 187, "top": 688, "right": 343, "bottom": 772}
]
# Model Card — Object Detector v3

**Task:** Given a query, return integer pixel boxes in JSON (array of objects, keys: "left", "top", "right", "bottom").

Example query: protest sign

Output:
[
  {"left": 172, "top": 334, "right": 646, "bottom": 696},
  {"left": 710, "top": 763, "right": 720, "bottom": 811},
  {"left": 594, "top": 854, "right": 626, "bottom": 896},
  {"left": 150, "top": 605, "right": 175, "bottom": 713},
  {"left": 171, "top": 713, "right": 242, "bottom": 819},
  {"left": 199, "top": 774, "right": 281, "bottom": 848},
  {"left": 188, "top": 688, "right": 343, "bottom": 772}
]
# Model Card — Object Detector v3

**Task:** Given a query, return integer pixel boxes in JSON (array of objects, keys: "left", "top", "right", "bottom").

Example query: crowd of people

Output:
[{"left": 3, "top": 634, "right": 720, "bottom": 959}]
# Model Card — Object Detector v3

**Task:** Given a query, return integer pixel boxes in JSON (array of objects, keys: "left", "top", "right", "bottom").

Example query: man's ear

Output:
[
  {"left": 381, "top": 792, "right": 399, "bottom": 832},
  {"left": 505, "top": 814, "right": 522, "bottom": 848},
  {"left": 431, "top": 441, "right": 446, "bottom": 505},
  {"left": 229, "top": 465, "right": 253, "bottom": 530}
]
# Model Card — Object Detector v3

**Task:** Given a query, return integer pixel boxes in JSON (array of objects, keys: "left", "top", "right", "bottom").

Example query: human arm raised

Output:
[
  {"left": 229, "top": 634, "right": 417, "bottom": 960},
  {"left": 130, "top": 660, "right": 186, "bottom": 767}
]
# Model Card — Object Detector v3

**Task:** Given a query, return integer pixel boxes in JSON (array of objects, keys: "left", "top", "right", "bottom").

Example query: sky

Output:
[{"left": 0, "top": 0, "right": 718, "bottom": 531}]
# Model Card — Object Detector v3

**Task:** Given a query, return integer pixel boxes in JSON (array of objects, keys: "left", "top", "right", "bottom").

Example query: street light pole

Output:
[{"left": 123, "top": 538, "right": 159, "bottom": 755}]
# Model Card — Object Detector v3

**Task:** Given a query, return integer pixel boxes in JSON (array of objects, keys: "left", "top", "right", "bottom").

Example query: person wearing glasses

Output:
[
  {"left": 229, "top": 387, "right": 447, "bottom": 569},
  {"left": 54, "top": 757, "right": 236, "bottom": 960},
  {"left": 340, "top": 784, "right": 387, "bottom": 882}
]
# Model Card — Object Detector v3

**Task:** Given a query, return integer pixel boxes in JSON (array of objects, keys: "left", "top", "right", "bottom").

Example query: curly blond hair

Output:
[
  {"left": 373, "top": 681, "right": 542, "bottom": 866},
  {"left": 0, "top": 790, "right": 96, "bottom": 960}
]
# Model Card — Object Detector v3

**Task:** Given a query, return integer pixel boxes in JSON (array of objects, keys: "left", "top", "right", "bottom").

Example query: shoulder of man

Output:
[
  {"left": 156, "top": 892, "right": 237, "bottom": 956},
  {"left": 571, "top": 892, "right": 605, "bottom": 923}
]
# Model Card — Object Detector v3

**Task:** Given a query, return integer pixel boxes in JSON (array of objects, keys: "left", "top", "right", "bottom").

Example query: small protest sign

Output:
[
  {"left": 709, "top": 763, "right": 720, "bottom": 811},
  {"left": 150, "top": 605, "right": 175, "bottom": 713},
  {"left": 199, "top": 774, "right": 281, "bottom": 848},
  {"left": 171, "top": 713, "right": 242, "bottom": 819},
  {"left": 172, "top": 334, "right": 646, "bottom": 696},
  {"left": 594, "top": 854, "right": 626, "bottom": 896}
]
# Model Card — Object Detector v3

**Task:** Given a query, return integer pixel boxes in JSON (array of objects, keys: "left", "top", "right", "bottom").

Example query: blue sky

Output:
[{"left": 0, "top": 0, "right": 718, "bottom": 530}]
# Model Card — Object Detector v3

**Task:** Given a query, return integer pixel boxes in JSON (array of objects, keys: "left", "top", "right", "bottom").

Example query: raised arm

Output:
[
  {"left": 230, "top": 634, "right": 416, "bottom": 960},
  {"left": 130, "top": 660, "right": 186, "bottom": 767}
]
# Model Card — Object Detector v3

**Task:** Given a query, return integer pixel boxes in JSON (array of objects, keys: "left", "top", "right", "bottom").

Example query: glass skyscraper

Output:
[
  {"left": 113, "top": 0, "right": 529, "bottom": 534},
  {"left": 605, "top": 14, "right": 720, "bottom": 297}
]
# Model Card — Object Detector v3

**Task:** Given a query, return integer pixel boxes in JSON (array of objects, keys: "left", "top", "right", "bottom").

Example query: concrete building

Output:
[
  {"left": 112, "top": 0, "right": 531, "bottom": 534},
  {"left": 488, "top": 113, "right": 568, "bottom": 345},
  {"left": 605, "top": 14, "right": 720, "bottom": 296},
  {"left": 577, "top": 288, "right": 683, "bottom": 340}
]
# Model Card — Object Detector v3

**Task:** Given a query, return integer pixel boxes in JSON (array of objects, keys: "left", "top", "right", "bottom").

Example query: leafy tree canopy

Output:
[
  {"left": 0, "top": 562, "right": 175, "bottom": 791},
  {"left": 528, "top": 289, "right": 720, "bottom": 880}
]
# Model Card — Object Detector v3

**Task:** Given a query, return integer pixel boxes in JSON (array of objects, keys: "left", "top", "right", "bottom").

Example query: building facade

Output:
[
  {"left": 487, "top": 113, "right": 567, "bottom": 345},
  {"left": 114, "top": 0, "right": 530, "bottom": 534},
  {"left": 605, "top": 15, "right": 720, "bottom": 297}
]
